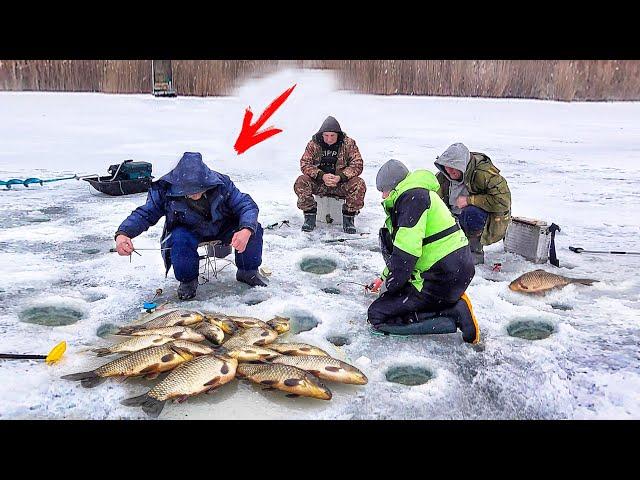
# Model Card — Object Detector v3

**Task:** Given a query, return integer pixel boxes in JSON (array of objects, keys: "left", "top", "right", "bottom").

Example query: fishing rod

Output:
[
  {"left": 109, "top": 247, "right": 171, "bottom": 253},
  {"left": 0, "top": 341, "right": 66, "bottom": 364},
  {"left": 569, "top": 246, "right": 640, "bottom": 255},
  {"left": 265, "top": 220, "right": 290, "bottom": 230},
  {"left": 323, "top": 235, "right": 370, "bottom": 244},
  {"left": 336, "top": 281, "right": 374, "bottom": 292}
]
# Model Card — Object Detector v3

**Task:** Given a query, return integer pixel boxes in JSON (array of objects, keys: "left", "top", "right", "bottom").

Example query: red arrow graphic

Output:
[{"left": 234, "top": 84, "right": 297, "bottom": 155}]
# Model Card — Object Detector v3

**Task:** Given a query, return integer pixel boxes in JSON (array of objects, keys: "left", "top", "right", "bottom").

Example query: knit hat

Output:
[{"left": 376, "top": 159, "right": 409, "bottom": 192}]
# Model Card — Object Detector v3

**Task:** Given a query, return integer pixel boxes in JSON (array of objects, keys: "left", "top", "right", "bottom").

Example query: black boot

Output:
[
  {"left": 236, "top": 269, "right": 269, "bottom": 287},
  {"left": 177, "top": 278, "right": 199, "bottom": 300},
  {"left": 451, "top": 293, "right": 480, "bottom": 344},
  {"left": 302, "top": 211, "right": 316, "bottom": 232},
  {"left": 342, "top": 213, "right": 357, "bottom": 234},
  {"left": 468, "top": 233, "right": 484, "bottom": 265}
]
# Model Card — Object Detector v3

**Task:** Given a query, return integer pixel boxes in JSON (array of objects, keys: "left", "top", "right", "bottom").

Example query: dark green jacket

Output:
[
  {"left": 435, "top": 152, "right": 511, "bottom": 245},
  {"left": 381, "top": 170, "right": 469, "bottom": 293}
]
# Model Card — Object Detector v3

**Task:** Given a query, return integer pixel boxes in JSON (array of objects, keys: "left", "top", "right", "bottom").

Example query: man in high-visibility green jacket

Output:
[{"left": 367, "top": 159, "right": 480, "bottom": 344}]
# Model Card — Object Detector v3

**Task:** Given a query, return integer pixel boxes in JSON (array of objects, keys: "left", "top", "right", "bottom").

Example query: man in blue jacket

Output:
[{"left": 114, "top": 152, "right": 267, "bottom": 300}]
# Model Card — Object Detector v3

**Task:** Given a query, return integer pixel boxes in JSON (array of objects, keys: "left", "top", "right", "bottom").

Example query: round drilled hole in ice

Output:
[
  {"left": 506, "top": 319, "right": 555, "bottom": 340},
  {"left": 326, "top": 335, "right": 351, "bottom": 346},
  {"left": 243, "top": 292, "right": 269, "bottom": 306},
  {"left": 550, "top": 303, "right": 573, "bottom": 311},
  {"left": 26, "top": 216, "right": 50, "bottom": 223},
  {"left": 86, "top": 292, "right": 108, "bottom": 303},
  {"left": 299, "top": 257, "right": 337, "bottom": 275},
  {"left": 321, "top": 287, "right": 341, "bottom": 295},
  {"left": 96, "top": 323, "right": 120, "bottom": 338},
  {"left": 386, "top": 366, "right": 434, "bottom": 386},
  {"left": 286, "top": 311, "right": 320, "bottom": 334},
  {"left": 20, "top": 305, "right": 84, "bottom": 326}
]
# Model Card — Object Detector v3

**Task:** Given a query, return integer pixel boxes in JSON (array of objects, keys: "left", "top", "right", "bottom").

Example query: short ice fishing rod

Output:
[
  {"left": 0, "top": 341, "right": 66, "bottom": 364},
  {"left": 569, "top": 246, "right": 640, "bottom": 255}
]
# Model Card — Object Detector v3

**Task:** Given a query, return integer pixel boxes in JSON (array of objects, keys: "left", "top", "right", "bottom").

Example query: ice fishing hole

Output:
[
  {"left": 299, "top": 257, "right": 337, "bottom": 275},
  {"left": 96, "top": 323, "right": 119, "bottom": 338},
  {"left": 243, "top": 293, "right": 269, "bottom": 306},
  {"left": 40, "top": 207, "right": 68, "bottom": 215},
  {"left": 82, "top": 248, "right": 101, "bottom": 255},
  {"left": 327, "top": 335, "right": 351, "bottom": 346},
  {"left": 386, "top": 366, "right": 434, "bottom": 386},
  {"left": 19, "top": 305, "right": 85, "bottom": 326},
  {"left": 86, "top": 292, "right": 108, "bottom": 302},
  {"left": 507, "top": 319, "right": 555, "bottom": 340},
  {"left": 550, "top": 303, "right": 573, "bottom": 311},
  {"left": 321, "top": 287, "right": 341, "bottom": 295},
  {"left": 286, "top": 311, "right": 320, "bottom": 334}
]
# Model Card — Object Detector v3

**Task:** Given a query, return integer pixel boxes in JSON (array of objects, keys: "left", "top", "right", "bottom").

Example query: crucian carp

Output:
[
  {"left": 509, "top": 269, "right": 597, "bottom": 294},
  {"left": 271, "top": 355, "right": 368, "bottom": 385},
  {"left": 116, "top": 326, "right": 205, "bottom": 343},
  {"left": 267, "top": 343, "right": 330, "bottom": 357},
  {"left": 236, "top": 363, "right": 332, "bottom": 400},
  {"left": 61, "top": 344, "right": 196, "bottom": 388},
  {"left": 121, "top": 354, "right": 238, "bottom": 418}
]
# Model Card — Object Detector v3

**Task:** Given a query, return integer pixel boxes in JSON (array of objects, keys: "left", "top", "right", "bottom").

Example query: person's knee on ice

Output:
[{"left": 295, "top": 116, "right": 365, "bottom": 232}]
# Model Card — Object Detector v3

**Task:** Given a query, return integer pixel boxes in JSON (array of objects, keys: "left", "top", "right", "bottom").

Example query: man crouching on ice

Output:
[
  {"left": 367, "top": 159, "right": 480, "bottom": 344},
  {"left": 114, "top": 152, "right": 268, "bottom": 300}
]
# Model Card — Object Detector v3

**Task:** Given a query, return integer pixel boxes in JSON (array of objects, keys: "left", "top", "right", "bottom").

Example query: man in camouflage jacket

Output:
[
  {"left": 434, "top": 143, "right": 511, "bottom": 265},
  {"left": 293, "top": 116, "right": 366, "bottom": 234}
]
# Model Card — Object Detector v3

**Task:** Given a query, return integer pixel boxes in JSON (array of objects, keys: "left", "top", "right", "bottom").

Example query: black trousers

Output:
[{"left": 368, "top": 246, "right": 475, "bottom": 326}]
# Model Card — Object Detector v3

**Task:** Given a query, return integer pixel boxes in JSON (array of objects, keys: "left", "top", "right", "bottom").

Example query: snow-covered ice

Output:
[{"left": 0, "top": 69, "right": 638, "bottom": 419}]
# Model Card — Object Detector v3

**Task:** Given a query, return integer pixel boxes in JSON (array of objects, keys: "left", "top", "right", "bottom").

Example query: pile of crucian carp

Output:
[{"left": 62, "top": 306, "right": 367, "bottom": 418}]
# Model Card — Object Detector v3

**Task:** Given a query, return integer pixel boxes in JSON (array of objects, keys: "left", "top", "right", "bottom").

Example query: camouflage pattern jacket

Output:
[{"left": 300, "top": 134, "right": 364, "bottom": 183}]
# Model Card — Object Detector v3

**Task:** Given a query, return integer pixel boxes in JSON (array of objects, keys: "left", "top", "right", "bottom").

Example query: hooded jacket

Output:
[
  {"left": 435, "top": 152, "right": 511, "bottom": 245},
  {"left": 116, "top": 152, "right": 259, "bottom": 274},
  {"left": 380, "top": 170, "right": 469, "bottom": 294},
  {"left": 300, "top": 116, "right": 363, "bottom": 183},
  {"left": 434, "top": 146, "right": 471, "bottom": 214}
]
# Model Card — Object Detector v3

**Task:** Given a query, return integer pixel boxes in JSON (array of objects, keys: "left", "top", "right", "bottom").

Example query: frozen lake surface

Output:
[{"left": 1, "top": 69, "right": 638, "bottom": 419}]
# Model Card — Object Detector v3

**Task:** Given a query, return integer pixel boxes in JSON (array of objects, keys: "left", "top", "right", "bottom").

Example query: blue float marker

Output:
[{"left": 143, "top": 302, "right": 157, "bottom": 312}]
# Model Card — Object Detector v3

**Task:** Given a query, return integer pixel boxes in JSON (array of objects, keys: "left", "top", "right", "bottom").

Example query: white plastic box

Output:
[
  {"left": 315, "top": 195, "right": 344, "bottom": 225},
  {"left": 503, "top": 216, "right": 551, "bottom": 263}
]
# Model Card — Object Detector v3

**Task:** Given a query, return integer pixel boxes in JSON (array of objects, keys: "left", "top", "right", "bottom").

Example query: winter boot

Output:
[
  {"left": 451, "top": 292, "right": 480, "bottom": 344},
  {"left": 468, "top": 233, "right": 485, "bottom": 265},
  {"left": 343, "top": 213, "right": 357, "bottom": 234},
  {"left": 301, "top": 211, "right": 317, "bottom": 232},
  {"left": 236, "top": 269, "right": 269, "bottom": 287},
  {"left": 177, "top": 278, "right": 199, "bottom": 300}
]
